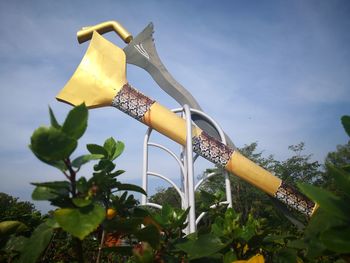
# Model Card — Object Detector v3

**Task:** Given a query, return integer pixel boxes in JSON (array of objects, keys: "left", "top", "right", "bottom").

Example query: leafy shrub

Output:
[{"left": 1, "top": 105, "right": 349, "bottom": 263}]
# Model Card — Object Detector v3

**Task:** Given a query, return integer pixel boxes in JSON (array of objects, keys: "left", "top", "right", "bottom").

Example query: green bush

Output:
[{"left": 1, "top": 105, "right": 349, "bottom": 263}]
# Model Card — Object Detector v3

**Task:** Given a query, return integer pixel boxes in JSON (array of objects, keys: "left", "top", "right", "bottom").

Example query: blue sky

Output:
[{"left": 0, "top": 0, "right": 349, "bottom": 212}]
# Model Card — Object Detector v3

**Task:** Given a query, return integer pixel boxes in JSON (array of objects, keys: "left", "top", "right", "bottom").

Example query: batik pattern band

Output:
[
  {"left": 274, "top": 182, "right": 315, "bottom": 217},
  {"left": 112, "top": 83, "right": 155, "bottom": 121},
  {"left": 192, "top": 131, "right": 234, "bottom": 167}
]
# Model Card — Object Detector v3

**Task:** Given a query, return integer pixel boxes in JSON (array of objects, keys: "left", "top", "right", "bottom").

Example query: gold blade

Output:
[{"left": 56, "top": 32, "right": 127, "bottom": 108}]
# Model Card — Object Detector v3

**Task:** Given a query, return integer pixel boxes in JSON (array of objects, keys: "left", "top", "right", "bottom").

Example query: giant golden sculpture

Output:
[{"left": 57, "top": 22, "right": 317, "bottom": 217}]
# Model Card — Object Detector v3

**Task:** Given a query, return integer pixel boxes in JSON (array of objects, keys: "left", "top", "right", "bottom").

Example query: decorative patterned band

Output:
[
  {"left": 192, "top": 131, "right": 234, "bottom": 167},
  {"left": 274, "top": 182, "right": 315, "bottom": 217},
  {"left": 111, "top": 84, "right": 155, "bottom": 121}
]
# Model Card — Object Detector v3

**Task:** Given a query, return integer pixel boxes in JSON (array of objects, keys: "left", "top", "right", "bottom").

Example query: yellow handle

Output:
[
  {"left": 143, "top": 102, "right": 280, "bottom": 195},
  {"left": 226, "top": 151, "right": 281, "bottom": 195},
  {"left": 77, "top": 21, "right": 133, "bottom": 44},
  {"left": 141, "top": 101, "right": 316, "bottom": 217}
]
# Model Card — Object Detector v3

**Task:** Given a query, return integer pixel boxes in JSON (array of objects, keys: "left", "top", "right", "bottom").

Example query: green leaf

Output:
[
  {"left": 30, "top": 148, "right": 66, "bottom": 171},
  {"left": 176, "top": 207, "right": 190, "bottom": 227},
  {"left": 112, "top": 141, "right": 125, "bottom": 160},
  {"left": 33, "top": 154, "right": 67, "bottom": 171},
  {"left": 111, "top": 169, "right": 125, "bottom": 177},
  {"left": 133, "top": 207, "right": 151, "bottom": 218},
  {"left": 303, "top": 207, "right": 344, "bottom": 251},
  {"left": 341, "top": 115, "right": 350, "bottom": 137},
  {"left": 211, "top": 217, "right": 225, "bottom": 237},
  {"left": 103, "top": 137, "right": 116, "bottom": 158},
  {"left": 54, "top": 203, "right": 105, "bottom": 240},
  {"left": 4, "top": 235, "right": 28, "bottom": 252},
  {"left": 32, "top": 186, "right": 59, "bottom": 200},
  {"left": 199, "top": 190, "right": 217, "bottom": 207},
  {"left": 32, "top": 181, "right": 70, "bottom": 192},
  {"left": 87, "top": 144, "right": 108, "bottom": 157},
  {"left": 298, "top": 182, "right": 349, "bottom": 220},
  {"left": 303, "top": 209, "right": 335, "bottom": 259},
  {"left": 263, "top": 234, "right": 292, "bottom": 245},
  {"left": 71, "top": 154, "right": 104, "bottom": 168},
  {"left": 135, "top": 224, "right": 160, "bottom": 249},
  {"left": 49, "top": 106, "right": 61, "bottom": 129},
  {"left": 342, "top": 164, "right": 350, "bottom": 173},
  {"left": 287, "top": 239, "right": 307, "bottom": 250},
  {"left": 274, "top": 248, "right": 297, "bottom": 263},
  {"left": 31, "top": 181, "right": 70, "bottom": 200},
  {"left": 30, "top": 146, "right": 66, "bottom": 171},
  {"left": 30, "top": 126, "right": 77, "bottom": 161},
  {"left": 223, "top": 250, "right": 237, "bottom": 263},
  {"left": 305, "top": 237, "right": 327, "bottom": 259},
  {"left": 211, "top": 208, "right": 241, "bottom": 238},
  {"left": 72, "top": 197, "right": 92, "bottom": 207},
  {"left": 94, "top": 159, "right": 115, "bottom": 172},
  {"left": 17, "top": 222, "right": 53, "bottom": 263},
  {"left": 152, "top": 204, "right": 174, "bottom": 227},
  {"left": 62, "top": 103, "right": 88, "bottom": 140},
  {"left": 116, "top": 183, "right": 147, "bottom": 196},
  {"left": 239, "top": 214, "right": 259, "bottom": 241},
  {"left": 327, "top": 165, "right": 350, "bottom": 195},
  {"left": 103, "top": 137, "right": 125, "bottom": 160},
  {"left": 176, "top": 233, "right": 227, "bottom": 260},
  {"left": 0, "top": 221, "right": 28, "bottom": 237},
  {"left": 45, "top": 217, "right": 60, "bottom": 229},
  {"left": 320, "top": 227, "right": 350, "bottom": 253},
  {"left": 76, "top": 177, "right": 88, "bottom": 193}
]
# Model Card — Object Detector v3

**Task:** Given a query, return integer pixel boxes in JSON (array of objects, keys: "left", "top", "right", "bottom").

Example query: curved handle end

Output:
[{"left": 77, "top": 21, "right": 133, "bottom": 44}]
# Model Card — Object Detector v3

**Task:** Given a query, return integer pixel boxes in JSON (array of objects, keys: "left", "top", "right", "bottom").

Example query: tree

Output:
[
  {"left": 322, "top": 141, "right": 350, "bottom": 194},
  {"left": 0, "top": 192, "right": 42, "bottom": 231},
  {"left": 325, "top": 141, "right": 350, "bottom": 168},
  {"left": 148, "top": 187, "right": 182, "bottom": 209},
  {"left": 273, "top": 142, "right": 323, "bottom": 186}
]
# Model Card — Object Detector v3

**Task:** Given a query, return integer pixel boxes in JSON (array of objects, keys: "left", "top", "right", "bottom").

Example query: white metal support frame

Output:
[{"left": 141, "top": 105, "right": 232, "bottom": 234}]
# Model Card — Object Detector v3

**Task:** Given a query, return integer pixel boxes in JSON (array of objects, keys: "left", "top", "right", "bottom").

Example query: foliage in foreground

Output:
[{"left": 0, "top": 105, "right": 349, "bottom": 262}]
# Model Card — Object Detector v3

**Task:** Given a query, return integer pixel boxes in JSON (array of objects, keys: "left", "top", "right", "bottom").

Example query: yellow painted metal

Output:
[
  {"left": 143, "top": 103, "right": 202, "bottom": 145},
  {"left": 311, "top": 204, "right": 319, "bottom": 216},
  {"left": 56, "top": 32, "right": 127, "bottom": 108},
  {"left": 77, "top": 21, "right": 133, "bottom": 44},
  {"left": 226, "top": 151, "right": 282, "bottom": 196}
]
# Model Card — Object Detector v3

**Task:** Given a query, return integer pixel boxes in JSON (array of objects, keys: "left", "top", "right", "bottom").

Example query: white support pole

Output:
[
  {"left": 180, "top": 110, "right": 190, "bottom": 234},
  {"left": 184, "top": 104, "right": 196, "bottom": 233},
  {"left": 182, "top": 148, "right": 190, "bottom": 234},
  {"left": 224, "top": 171, "right": 233, "bottom": 208},
  {"left": 141, "top": 129, "right": 152, "bottom": 206}
]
